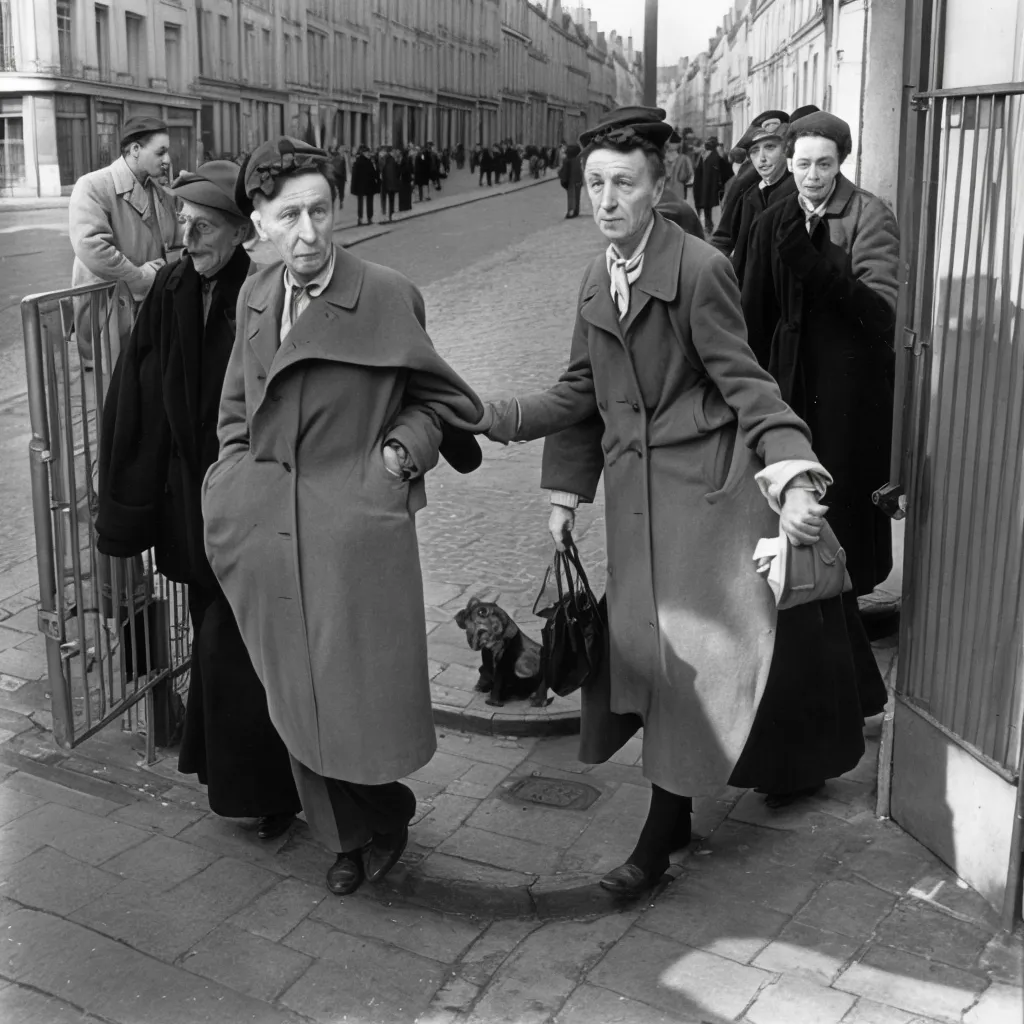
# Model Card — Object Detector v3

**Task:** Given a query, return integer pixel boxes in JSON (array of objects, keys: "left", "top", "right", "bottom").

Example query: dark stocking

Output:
[{"left": 626, "top": 785, "right": 693, "bottom": 875}]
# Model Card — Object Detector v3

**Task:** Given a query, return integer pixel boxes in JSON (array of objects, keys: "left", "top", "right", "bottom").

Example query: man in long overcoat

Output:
[
  {"left": 692, "top": 137, "right": 724, "bottom": 234},
  {"left": 201, "top": 138, "right": 485, "bottom": 896},
  {"left": 96, "top": 162, "right": 300, "bottom": 837},
  {"left": 349, "top": 144, "right": 379, "bottom": 224},
  {"left": 482, "top": 107, "right": 840, "bottom": 896},
  {"left": 69, "top": 116, "right": 181, "bottom": 366}
]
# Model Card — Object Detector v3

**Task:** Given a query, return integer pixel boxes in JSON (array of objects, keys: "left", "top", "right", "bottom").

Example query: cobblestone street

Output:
[{"left": 0, "top": 184, "right": 1019, "bottom": 1023}]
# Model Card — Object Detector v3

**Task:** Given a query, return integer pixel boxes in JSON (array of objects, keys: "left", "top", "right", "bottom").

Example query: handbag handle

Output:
[{"left": 563, "top": 539, "right": 599, "bottom": 610}]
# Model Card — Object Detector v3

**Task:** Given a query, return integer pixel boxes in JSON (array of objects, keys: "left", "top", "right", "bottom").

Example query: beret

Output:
[
  {"left": 787, "top": 111, "right": 853, "bottom": 156},
  {"left": 237, "top": 136, "right": 330, "bottom": 216},
  {"left": 170, "top": 161, "right": 245, "bottom": 218},
  {"left": 788, "top": 104, "right": 821, "bottom": 124},
  {"left": 120, "top": 116, "right": 168, "bottom": 147},
  {"left": 579, "top": 105, "right": 674, "bottom": 150}
]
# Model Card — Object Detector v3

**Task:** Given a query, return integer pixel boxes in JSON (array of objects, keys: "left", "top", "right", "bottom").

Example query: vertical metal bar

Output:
[{"left": 21, "top": 297, "right": 72, "bottom": 748}]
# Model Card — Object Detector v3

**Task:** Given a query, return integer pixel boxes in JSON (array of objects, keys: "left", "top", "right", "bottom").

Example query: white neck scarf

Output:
[{"left": 606, "top": 216, "right": 656, "bottom": 320}]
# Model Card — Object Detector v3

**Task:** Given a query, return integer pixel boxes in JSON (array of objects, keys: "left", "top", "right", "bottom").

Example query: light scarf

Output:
[
  {"left": 605, "top": 216, "right": 655, "bottom": 320},
  {"left": 798, "top": 180, "right": 836, "bottom": 235}
]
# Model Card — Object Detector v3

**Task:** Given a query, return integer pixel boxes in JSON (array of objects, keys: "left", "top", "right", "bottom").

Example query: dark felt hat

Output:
[
  {"left": 736, "top": 109, "right": 790, "bottom": 150},
  {"left": 578, "top": 106, "right": 674, "bottom": 150},
  {"left": 787, "top": 110, "right": 853, "bottom": 157},
  {"left": 788, "top": 104, "right": 821, "bottom": 124},
  {"left": 236, "top": 136, "right": 330, "bottom": 216},
  {"left": 120, "top": 115, "right": 168, "bottom": 147},
  {"left": 170, "top": 161, "right": 245, "bottom": 218}
]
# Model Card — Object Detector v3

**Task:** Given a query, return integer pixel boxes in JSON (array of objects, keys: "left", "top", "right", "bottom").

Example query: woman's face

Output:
[
  {"left": 789, "top": 135, "right": 841, "bottom": 204},
  {"left": 584, "top": 147, "right": 665, "bottom": 250}
]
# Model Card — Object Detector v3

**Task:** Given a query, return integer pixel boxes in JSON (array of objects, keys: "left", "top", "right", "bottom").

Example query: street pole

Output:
[{"left": 644, "top": 0, "right": 658, "bottom": 106}]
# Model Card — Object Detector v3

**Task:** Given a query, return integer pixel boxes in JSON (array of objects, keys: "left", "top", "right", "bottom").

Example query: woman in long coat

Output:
[
  {"left": 398, "top": 147, "right": 415, "bottom": 212},
  {"left": 349, "top": 145, "right": 379, "bottom": 224},
  {"left": 96, "top": 162, "right": 300, "bottom": 837},
  {"left": 483, "top": 107, "right": 866, "bottom": 895},
  {"left": 742, "top": 111, "right": 898, "bottom": 719}
]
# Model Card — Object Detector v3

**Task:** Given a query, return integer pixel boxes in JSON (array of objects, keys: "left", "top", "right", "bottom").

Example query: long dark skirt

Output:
[
  {"left": 843, "top": 591, "right": 888, "bottom": 716},
  {"left": 178, "top": 585, "right": 301, "bottom": 818},
  {"left": 728, "top": 597, "right": 866, "bottom": 793},
  {"left": 398, "top": 184, "right": 413, "bottom": 212}
]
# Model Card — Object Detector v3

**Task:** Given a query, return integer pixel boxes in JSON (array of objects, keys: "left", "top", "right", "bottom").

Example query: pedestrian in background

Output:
[
  {"left": 667, "top": 142, "right": 693, "bottom": 202},
  {"left": 455, "top": 142, "right": 465, "bottom": 170},
  {"left": 96, "top": 161, "right": 301, "bottom": 838},
  {"left": 379, "top": 146, "right": 401, "bottom": 222},
  {"left": 398, "top": 146, "right": 415, "bottom": 212},
  {"left": 478, "top": 145, "right": 493, "bottom": 186},
  {"left": 414, "top": 145, "right": 432, "bottom": 201},
  {"left": 720, "top": 146, "right": 749, "bottom": 209},
  {"left": 742, "top": 110, "right": 898, "bottom": 728},
  {"left": 202, "top": 137, "right": 486, "bottom": 897},
  {"left": 68, "top": 115, "right": 181, "bottom": 368},
  {"left": 329, "top": 142, "right": 347, "bottom": 209},
  {"left": 559, "top": 142, "right": 583, "bottom": 219},
  {"left": 693, "top": 135, "right": 724, "bottom": 234},
  {"left": 350, "top": 144, "right": 379, "bottom": 225},
  {"left": 480, "top": 106, "right": 840, "bottom": 895}
]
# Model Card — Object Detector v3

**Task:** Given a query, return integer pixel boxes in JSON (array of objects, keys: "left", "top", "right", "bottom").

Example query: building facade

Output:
[
  {"left": 670, "top": 0, "right": 906, "bottom": 208},
  {"left": 0, "top": 0, "right": 641, "bottom": 198}
]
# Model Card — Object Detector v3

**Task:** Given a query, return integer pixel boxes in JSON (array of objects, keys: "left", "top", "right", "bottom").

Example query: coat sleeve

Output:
[
  {"left": 214, "top": 282, "right": 253, "bottom": 461},
  {"left": 708, "top": 177, "right": 744, "bottom": 255},
  {"left": 689, "top": 250, "right": 816, "bottom": 467},
  {"left": 94, "top": 276, "right": 172, "bottom": 556},
  {"left": 775, "top": 195, "right": 899, "bottom": 344},
  {"left": 740, "top": 211, "right": 782, "bottom": 370},
  {"left": 69, "top": 177, "right": 154, "bottom": 297}
]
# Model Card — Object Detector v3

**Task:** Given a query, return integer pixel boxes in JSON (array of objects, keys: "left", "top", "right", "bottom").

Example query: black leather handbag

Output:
[{"left": 533, "top": 540, "right": 605, "bottom": 698}]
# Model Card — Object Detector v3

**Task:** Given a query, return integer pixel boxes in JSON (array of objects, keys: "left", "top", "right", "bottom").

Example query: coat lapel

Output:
[
  {"left": 620, "top": 213, "right": 683, "bottom": 337},
  {"left": 166, "top": 258, "right": 203, "bottom": 440},
  {"left": 246, "top": 266, "right": 287, "bottom": 374}
]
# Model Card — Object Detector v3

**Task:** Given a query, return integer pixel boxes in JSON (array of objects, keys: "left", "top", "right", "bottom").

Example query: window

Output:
[
  {"left": 244, "top": 23, "right": 257, "bottom": 82},
  {"left": 812, "top": 53, "right": 819, "bottom": 105},
  {"left": 196, "top": 8, "right": 206, "bottom": 76},
  {"left": 125, "top": 13, "right": 145, "bottom": 84},
  {"left": 350, "top": 36, "right": 358, "bottom": 89},
  {"left": 165, "top": 24, "right": 182, "bottom": 91},
  {"left": 220, "top": 15, "right": 231, "bottom": 78},
  {"left": 334, "top": 32, "right": 345, "bottom": 90},
  {"left": 56, "top": 95, "right": 89, "bottom": 186},
  {"left": 262, "top": 28, "right": 272, "bottom": 86},
  {"left": 95, "top": 4, "right": 109, "bottom": 78},
  {"left": 0, "top": 104, "right": 24, "bottom": 189},
  {"left": 57, "top": 0, "right": 73, "bottom": 74}
]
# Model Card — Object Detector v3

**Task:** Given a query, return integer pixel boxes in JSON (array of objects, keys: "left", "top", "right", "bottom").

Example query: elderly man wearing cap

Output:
[
  {"left": 68, "top": 116, "right": 182, "bottom": 367},
  {"left": 740, "top": 110, "right": 898, "bottom": 750},
  {"left": 480, "top": 106, "right": 870, "bottom": 894},
  {"left": 96, "top": 162, "right": 301, "bottom": 839},
  {"left": 201, "top": 137, "right": 485, "bottom": 896}
]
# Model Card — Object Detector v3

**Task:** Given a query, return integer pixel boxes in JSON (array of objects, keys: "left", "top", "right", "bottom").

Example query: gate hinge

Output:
[
  {"left": 873, "top": 483, "right": 907, "bottom": 521},
  {"left": 910, "top": 94, "right": 931, "bottom": 113},
  {"left": 37, "top": 609, "right": 62, "bottom": 641},
  {"left": 903, "top": 327, "right": 929, "bottom": 356}
]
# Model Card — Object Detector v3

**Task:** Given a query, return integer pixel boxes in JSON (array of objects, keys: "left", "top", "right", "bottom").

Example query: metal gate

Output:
[
  {"left": 21, "top": 282, "right": 193, "bottom": 762},
  {"left": 879, "top": 0, "right": 1024, "bottom": 927}
]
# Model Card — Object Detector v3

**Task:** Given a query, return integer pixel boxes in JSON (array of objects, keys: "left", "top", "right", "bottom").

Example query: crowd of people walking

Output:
[{"left": 68, "top": 98, "right": 898, "bottom": 902}]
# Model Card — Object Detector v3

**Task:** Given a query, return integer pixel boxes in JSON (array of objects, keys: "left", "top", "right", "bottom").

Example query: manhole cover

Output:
[{"left": 505, "top": 776, "right": 601, "bottom": 810}]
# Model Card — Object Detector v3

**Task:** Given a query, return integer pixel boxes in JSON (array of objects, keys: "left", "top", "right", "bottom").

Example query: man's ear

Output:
[
  {"left": 250, "top": 209, "right": 268, "bottom": 242},
  {"left": 787, "top": 157, "right": 795, "bottom": 175},
  {"left": 652, "top": 175, "right": 667, "bottom": 207}
]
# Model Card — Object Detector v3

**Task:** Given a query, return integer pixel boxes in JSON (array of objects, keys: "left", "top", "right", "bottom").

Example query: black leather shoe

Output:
[
  {"left": 326, "top": 851, "right": 364, "bottom": 895},
  {"left": 599, "top": 861, "right": 665, "bottom": 896},
  {"left": 257, "top": 813, "right": 295, "bottom": 840},
  {"left": 364, "top": 825, "right": 409, "bottom": 883},
  {"left": 764, "top": 783, "right": 823, "bottom": 809}
]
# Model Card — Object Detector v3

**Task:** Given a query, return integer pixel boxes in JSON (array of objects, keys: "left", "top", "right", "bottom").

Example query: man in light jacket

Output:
[{"left": 68, "top": 116, "right": 181, "bottom": 367}]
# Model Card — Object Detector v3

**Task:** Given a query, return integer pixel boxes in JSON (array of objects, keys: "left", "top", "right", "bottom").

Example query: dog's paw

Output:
[
  {"left": 529, "top": 693, "right": 554, "bottom": 708},
  {"left": 485, "top": 697, "right": 505, "bottom": 708},
  {"left": 474, "top": 676, "right": 494, "bottom": 693}
]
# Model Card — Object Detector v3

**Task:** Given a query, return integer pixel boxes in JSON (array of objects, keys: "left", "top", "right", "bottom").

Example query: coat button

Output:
[
  {"left": 632, "top": 402, "right": 640, "bottom": 412},
  {"left": 282, "top": 461, "right": 292, "bottom": 472}
]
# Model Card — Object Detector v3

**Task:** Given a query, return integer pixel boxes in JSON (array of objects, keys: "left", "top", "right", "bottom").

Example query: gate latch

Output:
[
  {"left": 37, "top": 609, "right": 63, "bottom": 641},
  {"left": 873, "top": 483, "right": 907, "bottom": 521}
]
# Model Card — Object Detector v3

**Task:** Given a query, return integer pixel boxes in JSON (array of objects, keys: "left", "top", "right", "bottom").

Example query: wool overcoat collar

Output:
[{"left": 579, "top": 211, "right": 684, "bottom": 340}]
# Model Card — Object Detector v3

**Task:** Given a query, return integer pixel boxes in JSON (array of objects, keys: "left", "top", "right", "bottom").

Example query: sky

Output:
[{"left": 575, "top": 0, "right": 730, "bottom": 67}]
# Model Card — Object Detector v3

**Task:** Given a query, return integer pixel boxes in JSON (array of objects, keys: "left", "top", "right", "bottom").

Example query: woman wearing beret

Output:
[
  {"left": 741, "top": 111, "right": 898, "bottom": 727},
  {"left": 481, "top": 106, "right": 868, "bottom": 895},
  {"left": 201, "top": 137, "right": 485, "bottom": 896},
  {"left": 96, "top": 161, "right": 301, "bottom": 838}
]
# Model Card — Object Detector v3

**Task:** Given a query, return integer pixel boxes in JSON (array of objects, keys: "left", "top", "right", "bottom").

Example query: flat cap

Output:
[
  {"left": 170, "top": 161, "right": 244, "bottom": 219},
  {"left": 579, "top": 106, "right": 674, "bottom": 150},
  {"left": 788, "top": 104, "right": 821, "bottom": 124},
  {"left": 120, "top": 115, "right": 168, "bottom": 147},
  {"left": 736, "top": 109, "right": 790, "bottom": 150},
  {"left": 787, "top": 110, "right": 853, "bottom": 157},
  {"left": 236, "top": 136, "right": 329, "bottom": 216}
]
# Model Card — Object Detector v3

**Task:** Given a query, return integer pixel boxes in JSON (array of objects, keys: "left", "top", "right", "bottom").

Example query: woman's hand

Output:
[
  {"left": 780, "top": 486, "right": 828, "bottom": 547},
  {"left": 549, "top": 505, "right": 575, "bottom": 552}
]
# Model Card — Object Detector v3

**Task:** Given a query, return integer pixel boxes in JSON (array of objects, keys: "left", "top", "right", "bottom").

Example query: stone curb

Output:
[{"left": 433, "top": 700, "right": 580, "bottom": 738}]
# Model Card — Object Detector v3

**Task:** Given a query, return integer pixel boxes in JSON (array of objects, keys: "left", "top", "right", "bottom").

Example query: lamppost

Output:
[{"left": 644, "top": 0, "right": 657, "bottom": 106}]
